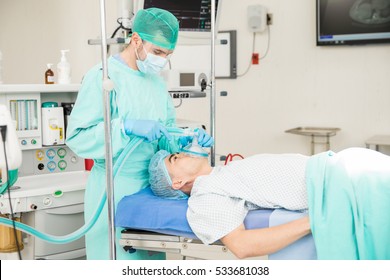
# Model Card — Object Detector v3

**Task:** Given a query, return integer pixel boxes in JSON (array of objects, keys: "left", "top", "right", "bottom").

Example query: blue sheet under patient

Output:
[{"left": 115, "top": 187, "right": 317, "bottom": 259}]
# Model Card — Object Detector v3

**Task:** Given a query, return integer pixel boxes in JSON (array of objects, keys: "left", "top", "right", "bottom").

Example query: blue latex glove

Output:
[
  {"left": 124, "top": 120, "right": 171, "bottom": 142},
  {"left": 197, "top": 128, "right": 214, "bottom": 147},
  {"left": 179, "top": 128, "right": 214, "bottom": 148}
]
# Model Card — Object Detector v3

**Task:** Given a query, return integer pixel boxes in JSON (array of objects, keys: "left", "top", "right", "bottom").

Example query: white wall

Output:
[
  {"left": 0, "top": 0, "right": 115, "bottom": 84},
  {"left": 1, "top": 0, "right": 390, "bottom": 158},
  {"left": 213, "top": 0, "right": 390, "bottom": 157}
]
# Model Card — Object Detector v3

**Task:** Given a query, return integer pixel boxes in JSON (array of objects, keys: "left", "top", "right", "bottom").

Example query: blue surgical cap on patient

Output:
[{"left": 148, "top": 150, "right": 189, "bottom": 200}]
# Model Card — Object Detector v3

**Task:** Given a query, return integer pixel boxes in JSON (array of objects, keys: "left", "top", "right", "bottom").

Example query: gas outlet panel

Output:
[
  {"left": 18, "top": 146, "right": 85, "bottom": 176},
  {"left": 31, "top": 146, "right": 84, "bottom": 175}
]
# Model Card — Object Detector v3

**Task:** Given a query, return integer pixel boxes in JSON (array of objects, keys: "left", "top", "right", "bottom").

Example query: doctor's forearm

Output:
[
  {"left": 221, "top": 217, "right": 311, "bottom": 259},
  {"left": 66, "top": 118, "right": 129, "bottom": 159}
]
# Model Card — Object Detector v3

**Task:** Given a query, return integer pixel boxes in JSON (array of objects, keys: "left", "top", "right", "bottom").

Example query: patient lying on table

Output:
[
  {"left": 148, "top": 150, "right": 311, "bottom": 259},
  {"left": 148, "top": 148, "right": 390, "bottom": 260}
]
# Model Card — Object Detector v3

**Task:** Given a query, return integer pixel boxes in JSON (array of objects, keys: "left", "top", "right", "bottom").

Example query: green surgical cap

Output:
[{"left": 133, "top": 8, "right": 179, "bottom": 50}]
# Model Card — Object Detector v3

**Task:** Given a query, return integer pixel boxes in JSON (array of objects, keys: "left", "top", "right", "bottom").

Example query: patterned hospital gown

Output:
[{"left": 187, "top": 153, "right": 309, "bottom": 244}]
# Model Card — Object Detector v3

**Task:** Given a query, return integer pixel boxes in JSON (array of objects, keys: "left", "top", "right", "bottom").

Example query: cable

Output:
[
  {"left": 224, "top": 154, "right": 232, "bottom": 165},
  {"left": 116, "top": 18, "right": 132, "bottom": 32},
  {"left": 224, "top": 153, "right": 244, "bottom": 165},
  {"left": 237, "top": 32, "right": 256, "bottom": 78},
  {"left": 260, "top": 25, "right": 271, "bottom": 60},
  {"left": 237, "top": 26, "right": 271, "bottom": 77},
  {"left": 111, "top": 25, "right": 122, "bottom": 39},
  {"left": 107, "top": 18, "right": 133, "bottom": 54},
  {"left": 0, "top": 125, "right": 22, "bottom": 259},
  {"left": 173, "top": 98, "right": 183, "bottom": 108},
  {"left": 107, "top": 25, "right": 121, "bottom": 54}
]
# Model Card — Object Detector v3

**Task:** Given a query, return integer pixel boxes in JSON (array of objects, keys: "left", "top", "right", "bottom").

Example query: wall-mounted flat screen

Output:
[{"left": 317, "top": 0, "right": 390, "bottom": 45}]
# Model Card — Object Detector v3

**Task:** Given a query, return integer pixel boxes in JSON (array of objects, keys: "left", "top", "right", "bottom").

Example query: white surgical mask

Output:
[{"left": 135, "top": 45, "right": 168, "bottom": 75}]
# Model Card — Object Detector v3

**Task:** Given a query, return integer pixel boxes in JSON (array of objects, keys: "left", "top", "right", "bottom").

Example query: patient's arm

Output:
[{"left": 220, "top": 216, "right": 311, "bottom": 259}]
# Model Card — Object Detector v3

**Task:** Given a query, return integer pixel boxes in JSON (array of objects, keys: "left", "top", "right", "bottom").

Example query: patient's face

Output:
[{"left": 164, "top": 153, "right": 207, "bottom": 180}]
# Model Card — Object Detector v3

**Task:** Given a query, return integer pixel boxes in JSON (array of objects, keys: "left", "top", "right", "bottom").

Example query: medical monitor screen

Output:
[
  {"left": 143, "top": 0, "right": 219, "bottom": 31},
  {"left": 316, "top": 0, "right": 390, "bottom": 45}
]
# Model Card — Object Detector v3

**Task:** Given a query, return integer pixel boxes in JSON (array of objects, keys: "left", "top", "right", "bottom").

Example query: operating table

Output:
[{"left": 115, "top": 188, "right": 317, "bottom": 260}]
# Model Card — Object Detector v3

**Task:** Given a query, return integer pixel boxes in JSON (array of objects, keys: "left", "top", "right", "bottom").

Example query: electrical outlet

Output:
[{"left": 267, "top": 13, "right": 273, "bottom": 25}]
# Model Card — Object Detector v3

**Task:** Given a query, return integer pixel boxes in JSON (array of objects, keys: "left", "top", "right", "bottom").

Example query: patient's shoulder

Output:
[{"left": 193, "top": 165, "right": 241, "bottom": 193}]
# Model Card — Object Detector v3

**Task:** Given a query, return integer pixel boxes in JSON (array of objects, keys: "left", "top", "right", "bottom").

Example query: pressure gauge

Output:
[
  {"left": 36, "top": 150, "right": 44, "bottom": 161},
  {"left": 46, "top": 149, "right": 56, "bottom": 159},
  {"left": 47, "top": 161, "right": 56, "bottom": 171},
  {"left": 57, "top": 148, "right": 67, "bottom": 158},
  {"left": 58, "top": 160, "right": 67, "bottom": 171}
]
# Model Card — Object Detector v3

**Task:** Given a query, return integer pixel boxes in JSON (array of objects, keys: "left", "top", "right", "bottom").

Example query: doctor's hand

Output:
[
  {"left": 124, "top": 119, "right": 171, "bottom": 142},
  {"left": 179, "top": 128, "right": 214, "bottom": 148},
  {"left": 197, "top": 128, "right": 214, "bottom": 147}
]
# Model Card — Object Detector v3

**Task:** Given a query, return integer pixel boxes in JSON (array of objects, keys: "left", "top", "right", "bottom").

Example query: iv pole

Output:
[
  {"left": 99, "top": 0, "right": 116, "bottom": 260},
  {"left": 210, "top": 0, "right": 216, "bottom": 167}
]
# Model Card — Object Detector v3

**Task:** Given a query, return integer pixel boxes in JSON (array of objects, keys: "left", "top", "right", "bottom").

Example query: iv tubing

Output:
[
  {"left": 0, "top": 127, "right": 189, "bottom": 244},
  {"left": 0, "top": 137, "right": 143, "bottom": 244}
]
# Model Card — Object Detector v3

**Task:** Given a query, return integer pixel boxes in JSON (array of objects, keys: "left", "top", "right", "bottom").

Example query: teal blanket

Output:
[{"left": 306, "top": 148, "right": 390, "bottom": 260}]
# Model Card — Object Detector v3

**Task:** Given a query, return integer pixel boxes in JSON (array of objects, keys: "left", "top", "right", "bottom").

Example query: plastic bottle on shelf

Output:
[
  {"left": 45, "top": 63, "right": 55, "bottom": 84},
  {"left": 57, "top": 50, "right": 71, "bottom": 84}
]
